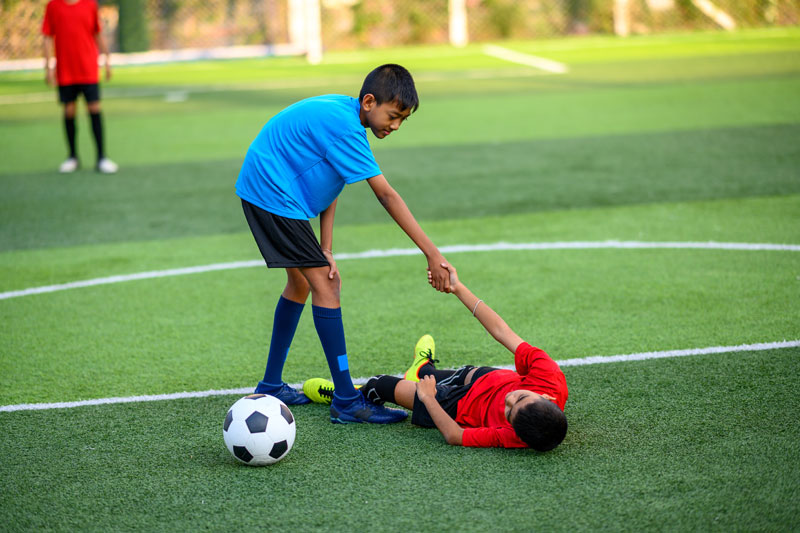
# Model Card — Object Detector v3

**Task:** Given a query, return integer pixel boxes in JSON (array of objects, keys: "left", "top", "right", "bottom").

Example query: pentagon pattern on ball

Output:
[
  {"left": 245, "top": 394, "right": 266, "bottom": 400},
  {"left": 233, "top": 445, "right": 253, "bottom": 463},
  {"left": 245, "top": 411, "right": 269, "bottom": 433},
  {"left": 223, "top": 410, "right": 233, "bottom": 431},
  {"left": 280, "top": 404, "right": 294, "bottom": 424},
  {"left": 270, "top": 440, "right": 288, "bottom": 460}
]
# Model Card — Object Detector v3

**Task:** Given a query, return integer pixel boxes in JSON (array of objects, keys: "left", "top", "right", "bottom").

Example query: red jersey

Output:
[
  {"left": 42, "top": 0, "right": 101, "bottom": 86},
  {"left": 457, "top": 343, "right": 568, "bottom": 448}
]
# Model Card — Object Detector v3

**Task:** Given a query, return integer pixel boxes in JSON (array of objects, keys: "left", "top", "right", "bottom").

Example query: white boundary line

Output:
[
  {"left": 0, "top": 67, "right": 545, "bottom": 106},
  {"left": 0, "top": 44, "right": 306, "bottom": 73},
  {"left": 2, "top": 240, "right": 799, "bottom": 301},
  {"left": 2, "top": 339, "right": 797, "bottom": 412},
  {"left": 483, "top": 44, "right": 569, "bottom": 74}
]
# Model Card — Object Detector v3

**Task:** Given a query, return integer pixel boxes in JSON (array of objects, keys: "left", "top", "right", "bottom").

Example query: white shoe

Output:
[
  {"left": 59, "top": 157, "right": 79, "bottom": 173},
  {"left": 97, "top": 158, "right": 119, "bottom": 174}
]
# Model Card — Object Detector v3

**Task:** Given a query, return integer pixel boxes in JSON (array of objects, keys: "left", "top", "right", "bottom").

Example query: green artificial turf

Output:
[
  {"left": 2, "top": 123, "right": 799, "bottom": 251},
  {"left": 1, "top": 28, "right": 799, "bottom": 532},
  {"left": 1, "top": 197, "right": 799, "bottom": 405},
  {"left": 0, "top": 349, "right": 797, "bottom": 531}
]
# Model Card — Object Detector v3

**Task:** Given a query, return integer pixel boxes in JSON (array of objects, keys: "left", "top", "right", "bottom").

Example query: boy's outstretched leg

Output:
[
  {"left": 255, "top": 268, "right": 311, "bottom": 404},
  {"left": 303, "top": 265, "right": 407, "bottom": 424}
]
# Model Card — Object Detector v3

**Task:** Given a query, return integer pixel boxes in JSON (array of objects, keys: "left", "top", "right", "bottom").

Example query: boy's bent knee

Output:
[
  {"left": 283, "top": 269, "right": 310, "bottom": 301},
  {"left": 302, "top": 267, "right": 341, "bottom": 306}
]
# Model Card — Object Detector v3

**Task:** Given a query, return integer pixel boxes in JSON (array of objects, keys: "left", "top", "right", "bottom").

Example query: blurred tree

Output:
[
  {"left": 567, "top": 0, "right": 590, "bottom": 34},
  {"left": 117, "top": 0, "right": 149, "bottom": 52},
  {"left": 483, "top": 0, "right": 522, "bottom": 38}
]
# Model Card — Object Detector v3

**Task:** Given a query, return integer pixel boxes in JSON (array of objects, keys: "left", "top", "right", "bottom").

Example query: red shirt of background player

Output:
[
  {"left": 457, "top": 342, "right": 569, "bottom": 448},
  {"left": 42, "top": 0, "right": 101, "bottom": 86}
]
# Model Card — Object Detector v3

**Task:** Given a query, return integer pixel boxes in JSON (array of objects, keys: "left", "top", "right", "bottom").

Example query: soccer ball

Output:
[{"left": 223, "top": 394, "right": 296, "bottom": 466}]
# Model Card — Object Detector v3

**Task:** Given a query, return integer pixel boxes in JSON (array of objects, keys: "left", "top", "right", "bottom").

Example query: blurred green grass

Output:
[{"left": 2, "top": 123, "right": 798, "bottom": 251}]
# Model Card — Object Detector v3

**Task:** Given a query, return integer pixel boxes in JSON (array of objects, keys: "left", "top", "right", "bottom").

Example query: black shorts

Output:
[
  {"left": 411, "top": 366, "right": 499, "bottom": 428},
  {"left": 58, "top": 83, "right": 100, "bottom": 104},
  {"left": 241, "top": 199, "right": 329, "bottom": 268}
]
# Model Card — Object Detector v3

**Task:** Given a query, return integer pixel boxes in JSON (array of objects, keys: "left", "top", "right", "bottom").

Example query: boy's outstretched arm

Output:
[
  {"left": 416, "top": 376, "right": 463, "bottom": 445},
  {"left": 437, "top": 262, "right": 524, "bottom": 354},
  {"left": 367, "top": 174, "right": 449, "bottom": 292}
]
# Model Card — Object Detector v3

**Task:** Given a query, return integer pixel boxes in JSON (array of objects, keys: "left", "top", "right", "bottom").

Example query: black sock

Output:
[
  {"left": 363, "top": 375, "right": 401, "bottom": 405},
  {"left": 90, "top": 111, "right": 105, "bottom": 162},
  {"left": 64, "top": 116, "right": 76, "bottom": 158},
  {"left": 419, "top": 365, "right": 457, "bottom": 381}
]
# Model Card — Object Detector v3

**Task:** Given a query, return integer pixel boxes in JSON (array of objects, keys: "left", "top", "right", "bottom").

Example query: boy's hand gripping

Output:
[
  {"left": 322, "top": 249, "right": 341, "bottom": 287},
  {"left": 426, "top": 255, "right": 450, "bottom": 293},
  {"left": 427, "top": 261, "right": 459, "bottom": 293},
  {"left": 416, "top": 375, "right": 437, "bottom": 402}
]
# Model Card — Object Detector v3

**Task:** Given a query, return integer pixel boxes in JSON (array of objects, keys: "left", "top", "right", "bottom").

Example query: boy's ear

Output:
[{"left": 361, "top": 93, "right": 376, "bottom": 112}]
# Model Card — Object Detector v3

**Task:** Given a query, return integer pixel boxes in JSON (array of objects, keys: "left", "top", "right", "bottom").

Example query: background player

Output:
[{"left": 43, "top": 0, "right": 118, "bottom": 174}]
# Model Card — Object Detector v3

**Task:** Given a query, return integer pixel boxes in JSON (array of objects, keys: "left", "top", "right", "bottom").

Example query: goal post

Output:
[
  {"left": 449, "top": 0, "right": 469, "bottom": 47},
  {"left": 288, "top": 0, "right": 323, "bottom": 64}
]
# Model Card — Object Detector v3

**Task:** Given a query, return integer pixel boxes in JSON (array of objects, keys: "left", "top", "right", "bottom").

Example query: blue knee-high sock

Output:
[
  {"left": 312, "top": 305, "right": 359, "bottom": 400},
  {"left": 261, "top": 296, "right": 305, "bottom": 386}
]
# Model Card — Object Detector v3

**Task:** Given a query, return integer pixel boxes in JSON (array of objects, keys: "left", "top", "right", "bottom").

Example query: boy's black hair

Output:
[
  {"left": 511, "top": 399, "right": 567, "bottom": 452},
  {"left": 359, "top": 64, "right": 419, "bottom": 113}
]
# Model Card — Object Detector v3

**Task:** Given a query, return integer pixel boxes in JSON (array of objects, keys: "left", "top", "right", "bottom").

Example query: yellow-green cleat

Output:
[
  {"left": 303, "top": 378, "right": 361, "bottom": 405},
  {"left": 303, "top": 378, "right": 335, "bottom": 405},
  {"left": 404, "top": 334, "right": 439, "bottom": 382}
]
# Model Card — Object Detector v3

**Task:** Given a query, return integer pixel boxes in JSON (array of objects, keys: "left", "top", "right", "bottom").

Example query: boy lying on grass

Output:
[{"left": 305, "top": 262, "right": 568, "bottom": 450}]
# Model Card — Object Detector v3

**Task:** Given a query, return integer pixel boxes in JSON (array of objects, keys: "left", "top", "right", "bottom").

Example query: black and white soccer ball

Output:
[{"left": 223, "top": 394, "right": 296, "bottom": 466}]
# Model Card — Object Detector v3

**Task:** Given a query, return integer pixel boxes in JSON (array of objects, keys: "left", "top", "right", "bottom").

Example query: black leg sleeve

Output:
[
  {"left": 363, "top": 375, "right": 401, "bottom": 405},
  {"left": 89, "top": 111, "right": 105, "bottom": 162},
  {"left": 64, "top": 115, "right": 77, "bottom": 158}
]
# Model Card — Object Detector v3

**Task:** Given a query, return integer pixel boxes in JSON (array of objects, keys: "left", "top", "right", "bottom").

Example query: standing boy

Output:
[
  {"left": 236, "top": 64, "right": 450, "bottom": 424},
  {"left": 43, "top": 0, "right": 118, "bottom": 174},
  {"left": 321, "top": 262, "right": 569, "bottom": 450}
]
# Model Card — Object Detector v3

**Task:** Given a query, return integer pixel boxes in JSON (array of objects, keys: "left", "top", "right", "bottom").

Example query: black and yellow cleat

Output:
[
  {"left": 302, "top": 378, "right": 362, "bottom": 404},
  {"left": 404, "top": 334, "right": 439, "bottom": 382},
  {"left": 303, "top": 378, "right": 336, "bottom": 405}
]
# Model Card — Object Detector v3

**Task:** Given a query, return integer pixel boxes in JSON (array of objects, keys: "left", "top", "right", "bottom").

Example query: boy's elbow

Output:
[
  {"left": 445, "top": 431, "right": 464, "bottom": 446},
  {"left": 375, "top": 189, "right": 399, "bottom": 210}
]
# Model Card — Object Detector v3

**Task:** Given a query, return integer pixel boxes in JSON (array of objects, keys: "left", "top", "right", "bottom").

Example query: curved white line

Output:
[
  {"left": 1, "top": 339, "right": 797, "bottom": 412},
  {"left": 2, "top": 241, "right": 799, "bottom": 301},
  {"left": 483, "top": 44, "right": 569, "bottom": 74}
]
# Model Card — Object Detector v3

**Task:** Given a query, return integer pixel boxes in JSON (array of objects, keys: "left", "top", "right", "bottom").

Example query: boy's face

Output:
[
  {"left": 504, "top": 390, "right": 556, "bottom": 423},
  {"left": 360, "top": 94, "right": 412, "bottom": 139}
]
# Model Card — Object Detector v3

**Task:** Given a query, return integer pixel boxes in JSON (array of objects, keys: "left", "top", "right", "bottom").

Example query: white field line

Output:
[
  {"left": 2, "top": 339, "right": 797, "bottom": 413},
  {"left": 483, "top": 44, "right": 569, "bottom": 74},
  {"left": 0, "top": 67, "right": 545, "bottom": 106},
  {"left": 2, "top": 240, "right": 799, "bottom": 302}
]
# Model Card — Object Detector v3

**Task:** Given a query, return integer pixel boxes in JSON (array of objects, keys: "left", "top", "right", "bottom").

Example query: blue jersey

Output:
[{"left": 236, "top": 95, "right": 381, "bottom": 220}]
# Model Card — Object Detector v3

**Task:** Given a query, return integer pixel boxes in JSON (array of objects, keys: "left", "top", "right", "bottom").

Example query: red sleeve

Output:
[
  {"left": 462, "top": 427, "right": 527, "bottom": 448},
  {"left": 42, "top": 2, "right": 54, "bottom": 36},
  {"left": 514, "top": 342, "right": 552, "bottom": 376}
]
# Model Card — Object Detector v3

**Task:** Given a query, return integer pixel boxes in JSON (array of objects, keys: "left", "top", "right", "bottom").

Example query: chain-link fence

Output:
[{"left": 2, "top": 0, "right": 798, "bottom": 61}]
